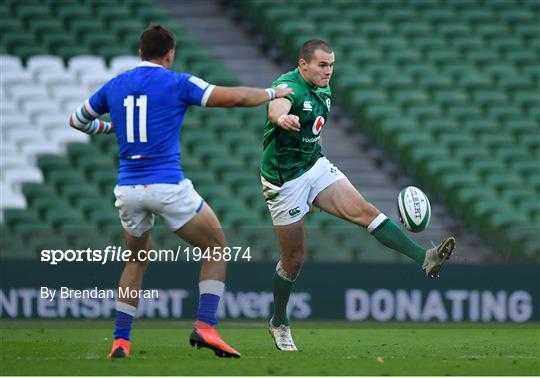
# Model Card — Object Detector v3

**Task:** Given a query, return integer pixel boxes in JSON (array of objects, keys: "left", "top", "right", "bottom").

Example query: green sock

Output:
[
  {"left": 272, "top": 265, "right": 294, "bottom": 327},
  {"left": 371, "top": 217, "right": 426, "bottom": 265}
]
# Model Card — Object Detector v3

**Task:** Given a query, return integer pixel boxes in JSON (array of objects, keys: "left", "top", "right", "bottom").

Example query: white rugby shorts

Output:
[
  {"left": 261, "top": 157, "right": 346, "bottom": 226},
  {"left": 114, "top": 178, "right": 204, "bottom": 237}
]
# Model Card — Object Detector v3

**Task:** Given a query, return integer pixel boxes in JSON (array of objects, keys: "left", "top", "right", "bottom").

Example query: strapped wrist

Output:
[{"left": 265, "top": 88, "right": 276, "bottom": 100}]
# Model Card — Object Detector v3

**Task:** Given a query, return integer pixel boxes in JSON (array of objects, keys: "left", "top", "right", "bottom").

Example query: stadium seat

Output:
[
  {"left": 411, "top": 36, "right": 447, "bottom": 54},
  {"left": 378, "top": 73, "right": 414, "bottom": 91},
  {"left": 95, "top": 6, "right": 132, "bottom": 25},
  {"left": 109, "top": 56, "right": 141, "bottom": 75},
  {"left": 0, "top": 100, "right": 19, "bottom": 118},
  {"left": 109, "top": 19, "right": 145, "bottom": 39},
  {"left": 26, "top": 55, "right": 64, "bottom": 73},
  {"left": 484, "top": 173, "right": 524, "bottom": 193},
  {"left": 493, "top": 146, "right": 530, "bottom": 165},
  {"left": 82, "top": 32, "right": 120, "bottom": 51},
  {"left": 456, "top": 72, "right": 492, "bottom": 92},
  {"left": 511, "top": 160, "right": 540, "bottom": 178},
  {"left": 392, "top": 89, "right": 429, "bottom": 110},
  {"left": 468, "top": 159, "right": 506, "bottom": 177},
  {"left": 3, "top": 208, "right": 41, "bottom": 228},
  {"left": 0, "top": 228, "right": 29, "bottom": 259},
  {"left": 26, "top": 233, "right": 70, "bottom": 255},
  {"left": 362, "top": 104, "right": 401, "bottom": 124},
  {"left": 39, "top": 71, "right": 77, "bottom": 88},
  {"left": 68, "top": 18, "right": 106, "bottom": 38},
  {"left": 2, "top": 30, "right": 34, "bottom": 51},
  {"left": 0, "top": 54, "right": 23, "bottom": 72},
  {"left": 511, "top": 89, "right": 539, "bottom": 108},
  {"left": 20, "top": 141, "right": 63, "bottom": 161},
  {"left": 54, "top": 4, "right": 89, "bottom": 21},
  {"left": 405, "top": 104, "right": 440, "bottom": 121},
  {"left": 89, "top": 170, "right": 118, "bottom": 194},
  {"left": 95, "top": 46, "right": 134, "bottom": 62},
  {"left": 27, "top": 18, "right": 64, "bottom": 36},
  {"left": 446, "top": 105, "right": 483, "bottom": 122},
  {"left": 517, "top": 198, "right": 540, "bottom": 221},
  {"left": 37, "top": 155, "right": 72, "bottom": 176},
  {"left": 67, "top": 55, "right": 107, "bottom": 75},
  {"left": 135, "top": 5, "right": 170, "bottom": 23},
  {"left": 478, "top": 133, "right": 515, "bottom": 151},
  {"left": 1, "top": 183, "right": 27, "bottom": 209},
  {"left": 3, "top": 166, "right": 43, "bottom": 188}
]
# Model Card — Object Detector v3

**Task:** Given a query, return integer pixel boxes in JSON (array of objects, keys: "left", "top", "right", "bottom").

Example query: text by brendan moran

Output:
[{"left": 40, "top": 287, "right": 159, "bottom": 301}]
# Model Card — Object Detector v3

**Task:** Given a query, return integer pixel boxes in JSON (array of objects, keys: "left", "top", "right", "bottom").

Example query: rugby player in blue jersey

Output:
[{"left": 69, "top": 25, "right": 292, "bottom": 359}]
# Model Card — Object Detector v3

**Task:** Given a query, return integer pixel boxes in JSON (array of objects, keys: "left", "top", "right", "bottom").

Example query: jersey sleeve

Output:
[
  {"left": 177, "top": 73, "right": 216, "bottom": 107},
  {"left": 87, "top": 80, "right": 111, "bottom": 116},
  {"left": 272, "top": 79, "right": 300, "bottom": 106}
]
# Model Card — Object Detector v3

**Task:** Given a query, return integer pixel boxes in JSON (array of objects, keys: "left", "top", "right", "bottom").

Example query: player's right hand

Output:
[
  {"left": 273, "top": 86, "right": 294, "bottom": 99},
  {"left": 277, "top": 114, "right": 301, "bottom": 132}
]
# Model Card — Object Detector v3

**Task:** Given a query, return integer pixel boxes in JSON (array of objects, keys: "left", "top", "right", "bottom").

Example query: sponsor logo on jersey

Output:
[
  {"left": 312, "top": 116, "right": 325, "bottom": 135},
  {"left": 325, "top": 98, "right": 331, "bottom": 111},
  {"left": 277, "top": 83, "right": 288, "bottom": 88},
  {"left": 288, "top": 207, "right": 301, "bottom": 217},
  {"left": 302, "top": 136, "right": 321, "bottom": 143},
  {"left": 303, "top": 101, "right": 313, "bottom": 111}
]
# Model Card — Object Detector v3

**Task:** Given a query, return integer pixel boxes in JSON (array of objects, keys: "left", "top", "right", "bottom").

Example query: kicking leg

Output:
[
  {"left": 110, "top": 229, "right": 152, "bottom": 358},
  {"left": 175, "top": 203, "right": 240, "bottom": 358},
  {"left": 313, "top": 179, "right": 455, "bottom": 277}
]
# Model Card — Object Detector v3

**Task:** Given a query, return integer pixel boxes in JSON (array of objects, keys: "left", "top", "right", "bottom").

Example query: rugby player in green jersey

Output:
[{"left": 260, "top": 39, "right": 456, "bottom": 351}]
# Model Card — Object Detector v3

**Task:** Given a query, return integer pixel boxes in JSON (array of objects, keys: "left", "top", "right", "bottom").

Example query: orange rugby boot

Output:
[
  {"left": 108, "top": 338, "right": 130, "bottom": 359},
  {"left": 189, "top": 320, "right": 241, "bottom": 358}
]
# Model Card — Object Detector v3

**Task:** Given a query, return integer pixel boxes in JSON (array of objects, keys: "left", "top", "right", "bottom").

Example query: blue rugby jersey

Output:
[{"left": 87, "top": 61, "right": 215, "bottom": 185}]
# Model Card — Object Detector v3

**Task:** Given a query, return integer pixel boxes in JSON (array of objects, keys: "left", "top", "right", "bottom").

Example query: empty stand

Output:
[
  {"left": 232, "top": 0, "right": 539, "bottom": 260},
  {"left": 1, "top": 0, "right": 538, "bottom": 262}
]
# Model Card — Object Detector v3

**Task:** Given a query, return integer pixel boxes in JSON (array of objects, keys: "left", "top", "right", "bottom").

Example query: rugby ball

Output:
[{"left": 397, "top": 186, "right": 431, "bottom": 232}]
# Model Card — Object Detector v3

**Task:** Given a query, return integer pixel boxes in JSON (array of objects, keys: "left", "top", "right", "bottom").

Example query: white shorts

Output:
[
  {"left": 261, "top": 157, "right": 346, "bottom": 226},
  {"left": 114, "top": 179, "right": 204, "bottom": 237}
]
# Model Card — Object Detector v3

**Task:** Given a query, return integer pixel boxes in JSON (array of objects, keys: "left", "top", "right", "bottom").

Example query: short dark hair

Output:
[
  {"left": 299, "top": 39, "right": 333, "bottom": 62},
  {"left": 140, "top": 24, "right": 176, "bottom": 60}
]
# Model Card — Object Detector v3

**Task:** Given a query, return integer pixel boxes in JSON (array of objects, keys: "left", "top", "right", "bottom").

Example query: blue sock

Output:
[
  {"left": 114, "top": 310, "right": 134, "bottom": 341},
  {"left": 196, "top": 293, "right": 220, "bottom": 326}
]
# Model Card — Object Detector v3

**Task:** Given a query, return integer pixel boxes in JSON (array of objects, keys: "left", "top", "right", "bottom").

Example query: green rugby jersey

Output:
[{"left": 260, "top": 68, "right": 332, "bottom": 186}]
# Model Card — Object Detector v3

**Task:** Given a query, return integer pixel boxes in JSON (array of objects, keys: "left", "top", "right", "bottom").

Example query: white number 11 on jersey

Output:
[{"left": 123, "top": 95, "right": 147, "bottom": 143}]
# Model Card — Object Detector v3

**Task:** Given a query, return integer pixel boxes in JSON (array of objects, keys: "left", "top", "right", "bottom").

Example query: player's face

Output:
[{"left": 301, "top": 49, "right": 335, "bottom": 88}]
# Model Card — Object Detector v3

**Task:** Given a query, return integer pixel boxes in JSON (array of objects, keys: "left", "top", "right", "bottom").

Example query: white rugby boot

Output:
[
  {"left": 422, "top": 236, "right": 456, "bottom": 278},
  {"left": 269, "top": 319, "right": 297, "bottom": 351}
]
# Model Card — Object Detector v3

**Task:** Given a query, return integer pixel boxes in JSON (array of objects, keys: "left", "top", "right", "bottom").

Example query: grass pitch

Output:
[{"left": 0, "top": 320, "right": 538, "bottom": 375}]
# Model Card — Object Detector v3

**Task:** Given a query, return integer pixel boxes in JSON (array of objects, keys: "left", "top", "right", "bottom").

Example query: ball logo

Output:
[
  {"left": 312, "top": 116, "right": 325, "bottom": 135},
  {"left": 397, "top": 186, "right": 431, "bottom": 232},
  {"left": 410, "top": 187, "right": 423, "bottom": 221}
]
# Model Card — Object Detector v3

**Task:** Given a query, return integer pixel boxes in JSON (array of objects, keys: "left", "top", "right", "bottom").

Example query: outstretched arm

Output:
[
  {"left": 69, "top": 100, "right": 114, "bottom": 135},
  {"left": 205, "top": 86, "right": 293, "bottom": 107}
]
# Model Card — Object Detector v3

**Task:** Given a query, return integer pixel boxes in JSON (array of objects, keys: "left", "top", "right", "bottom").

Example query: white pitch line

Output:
[{"left": 458, "top": 355, "right": 538, "bottom": 360}]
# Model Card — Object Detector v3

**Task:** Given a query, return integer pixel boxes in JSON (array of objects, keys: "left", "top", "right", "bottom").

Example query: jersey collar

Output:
[{"left": 138, "top": 61, "right": 165, "bottom": 68}]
